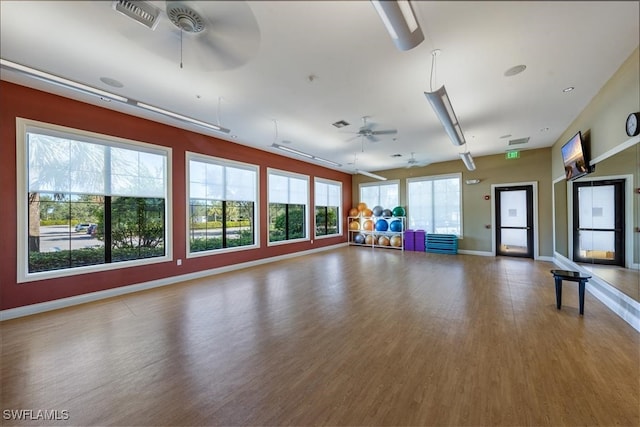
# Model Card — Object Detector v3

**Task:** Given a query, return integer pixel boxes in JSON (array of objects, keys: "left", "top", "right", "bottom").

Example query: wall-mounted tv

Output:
[{"left": 561, "top": 131, "right": 590, "bottom": 181}]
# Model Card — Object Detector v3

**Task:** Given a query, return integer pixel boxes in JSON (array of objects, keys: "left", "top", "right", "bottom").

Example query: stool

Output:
[{"left": 550, "top": 270, "right": 591, "bottom": 315}]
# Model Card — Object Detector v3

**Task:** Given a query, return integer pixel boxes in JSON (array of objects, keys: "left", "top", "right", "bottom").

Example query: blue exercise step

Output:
[{"left": 426, "top": 234, "right": 458, "bottom": 254}]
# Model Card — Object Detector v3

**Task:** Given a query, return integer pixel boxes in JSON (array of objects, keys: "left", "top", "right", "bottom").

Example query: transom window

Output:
[
  {"left": 407, "top": 173, "right": 462, "bottom": 236},
  {"left": 187, "top": 153, "right": 258, "bottom": 255},
  {"left": 268, "top": 169, "right": 309, "bottom": 243},
  {"left": 18, "top": 119, "right": 170, "bottom": 281},
  {"left": 314, "top": 178, "right": 342, "bottom": 237}
]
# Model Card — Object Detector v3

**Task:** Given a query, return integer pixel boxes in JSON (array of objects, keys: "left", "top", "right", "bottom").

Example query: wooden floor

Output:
[{"left": 1, "top": 247, "right": 638, "bottom": 426}]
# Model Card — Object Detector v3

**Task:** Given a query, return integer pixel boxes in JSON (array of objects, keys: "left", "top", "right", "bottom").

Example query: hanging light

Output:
[
  {"left": 370, "top": 0, "right": 424, "bottom": 51},
  {"left": 424, "top": 85, "right": 466, "bottom": 146},
  {"left": 459, "top": 152, "right": 476, "bottom": 171},
  {"left": 356, "top": 169, "right": 387, "bottom": 181}
]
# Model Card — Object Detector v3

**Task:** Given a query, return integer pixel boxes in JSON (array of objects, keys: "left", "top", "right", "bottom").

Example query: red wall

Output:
[{"left": 0, "top": 81, "right": 352, "bottom": 310}]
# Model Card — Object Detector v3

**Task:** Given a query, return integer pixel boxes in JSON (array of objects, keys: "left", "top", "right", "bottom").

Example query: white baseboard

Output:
[
  {"left": 1, "top": 243, "right": 348, "bottom": 321},
  {"left": 553, "top": 252, "right": 640, "bottom": 332},
  {"left": 457, "top": 249, "right": 493, "bottom": 256}
]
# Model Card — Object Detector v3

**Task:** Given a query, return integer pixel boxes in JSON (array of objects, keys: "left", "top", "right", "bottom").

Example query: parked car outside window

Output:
[{"left": 75, "top": 223, "right": 91, "bottom": 232}]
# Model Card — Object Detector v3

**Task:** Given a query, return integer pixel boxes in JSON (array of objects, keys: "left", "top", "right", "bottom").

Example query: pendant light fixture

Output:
[
  {"left": 424, "top": 50, "right": 466, "bottom": 146},
  {"left": 370, "top": 0, "right": 424, "bottom": 51},
  {"left": 459, "top": 152, "right": 476, "bottom": 171}
]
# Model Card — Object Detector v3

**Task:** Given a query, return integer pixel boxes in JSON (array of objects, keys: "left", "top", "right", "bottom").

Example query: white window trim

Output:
[
  {"left": 16, "top": 117, "right": 173, "bottom": 283},
  {"left": 267, "top": 168, "right": 310, "bottom": 246},
  {"left": 314, "top": 177, "right": 343, "bottom": 239},
  {"left": 407, "top": 172, "right": 463, "bottom": 237},
  {"left": 358, "top": 179, "right": 400, "bottom": 208},
  {"left": 185, "top": 152, "right": 260, "bottom": 258}
]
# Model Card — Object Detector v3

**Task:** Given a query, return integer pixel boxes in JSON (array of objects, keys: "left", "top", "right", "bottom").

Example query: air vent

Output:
[
  {"left": 112, "top": 0, "right": 160, "bottom": 30},
  {"left": 508, "top": 137, "right": 530, "bottom": 146},
  {"left": 332, "top": 120, "right": 350, "bottom": 128}
]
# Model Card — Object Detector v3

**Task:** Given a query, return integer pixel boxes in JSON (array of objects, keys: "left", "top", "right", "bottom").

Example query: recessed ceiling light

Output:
[
  {"left": 100, "top": 76, "right": 123, "bottom": 88},
  {"left": 390, "top": 153, "right": 402, "bottom": 158},
  {"left": 563, "top": 86, "right": 575, "bottom": 93},
  {"left": 504, "top": 64, "right": 526, "bottom": 77}
]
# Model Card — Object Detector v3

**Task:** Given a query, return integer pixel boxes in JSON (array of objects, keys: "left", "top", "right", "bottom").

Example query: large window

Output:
[
  {"left": 359, "top": 181, "right": 399, "bottom": 209},
  {"left": 314, "top": 178, "right": 342, "bottom": 237},
  {"left": 187, "top": 153, "right": 258, "bottom": 255},
  {"left": 407, "top": 173, "right": 462, "bottom": 236},
  {"left": 268, "top": 169, "right": 309, "bottom": 243},
  {"left": 19, "top": 120, "right": 170, "bottom": 281}
]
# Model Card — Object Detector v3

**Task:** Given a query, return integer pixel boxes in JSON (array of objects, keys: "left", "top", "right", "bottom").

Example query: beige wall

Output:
[
  {"left": 549, "top": 46, "right": 639, "bottom": 303},
  {"left": 352, "top": 147, "right": 553, "bottom": 256},
  {"left": 552, "top": 47, "right": 640, "bottom": 178}
]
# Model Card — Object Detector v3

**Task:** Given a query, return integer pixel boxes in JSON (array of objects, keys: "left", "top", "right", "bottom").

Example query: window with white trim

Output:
[
  {"left": 268, "top": 169, "right": 309, "bottom": 243},
  {"left": 359, "top": 181, "right": 399, "bottom": 209},
  {"left": 18, "top": 120, "right": 170, "bottom": 281},
  {"left": 314, "top": 178, "right": 342, "bottom": 237},
  {"left": 187, "top": 153, "right": 258, "bottom": 254},
  {"left": 407, "top": 173, "right": 462, "bottom": 236}
]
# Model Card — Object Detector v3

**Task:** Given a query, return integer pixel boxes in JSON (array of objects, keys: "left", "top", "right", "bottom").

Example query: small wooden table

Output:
[{"left": 550, "top": 270, "right": 591, "bottom": 315}]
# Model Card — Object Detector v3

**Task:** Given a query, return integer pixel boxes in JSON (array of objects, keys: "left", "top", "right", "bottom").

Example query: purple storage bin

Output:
[
  {"left": 404, "top": 230, "right": 415, "bottom": 251},
  {"left": 415, "top": 230, "right": 426, "bottom": 252}
]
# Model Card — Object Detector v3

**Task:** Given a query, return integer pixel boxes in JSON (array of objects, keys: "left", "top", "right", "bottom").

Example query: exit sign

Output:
[{"left": 506, "top": 151, "right": 520, "bottom": 159}]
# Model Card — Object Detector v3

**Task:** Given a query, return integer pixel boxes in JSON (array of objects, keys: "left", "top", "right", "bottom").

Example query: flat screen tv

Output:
[{"left": 561, "top": 131, "right": 590, "bottom": 181}]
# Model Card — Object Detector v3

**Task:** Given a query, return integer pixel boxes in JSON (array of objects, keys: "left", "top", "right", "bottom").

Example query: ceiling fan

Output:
[
  {"left": 405, "top": 152, "right": 429, "bottom": 168},
  {"left": 113, "top": 0, "right": 261, "bottom": 71},
  {"left": 346, "top": 116, "right": 398, "bottom": 143}
]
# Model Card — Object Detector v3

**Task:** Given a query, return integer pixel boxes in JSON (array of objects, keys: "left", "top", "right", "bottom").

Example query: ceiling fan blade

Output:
[
  {"left": 371, "top": 129, "right": 397, "bottom": 135},
  {"left": 367, "top": 135, "right": 380, "bottom": 143},
  {"left": 172, "top": 0, "right": 260, "bottom": 71}
]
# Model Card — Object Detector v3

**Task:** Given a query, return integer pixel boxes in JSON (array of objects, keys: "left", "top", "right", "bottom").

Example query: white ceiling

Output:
[{"left": 1, "top": 1, "right": 638, "bottom": 173}]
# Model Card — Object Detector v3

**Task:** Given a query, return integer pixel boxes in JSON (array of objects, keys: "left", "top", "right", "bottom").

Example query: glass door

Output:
[
  {"left": 573, "top": 179, "right": 625, "bottom": 266},
  {"left": 495, "top": 185, "right": 533, "bottom": 258}
]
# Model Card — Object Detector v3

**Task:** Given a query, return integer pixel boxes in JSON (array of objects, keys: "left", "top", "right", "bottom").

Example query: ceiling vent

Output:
[
  {"left": 112, "top": 0, "right": 160, "bottom": 30},
  {"left": 508, "top": 137, "right": 530, "bottom": 146},
  {"left": 332, "top": 120, "right": 350, "bottom": 128}
]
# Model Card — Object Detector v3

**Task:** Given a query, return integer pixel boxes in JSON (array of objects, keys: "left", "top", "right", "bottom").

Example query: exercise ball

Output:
[
  {"left": 357, "top": 202, "right": 368, "bottom": 212},
  {"left": 392, "top": 206, "right": 406, "bottom": 217},
  {"left": 349, "top": 221, "right": 360, "bottom": 231},
  {"left": 348, "top": 208, "right": 359, "bottom": 217},
  {"left": 375, "top": 219, "right": 389, "bottom": 231},
  {"left": 372, "top": 205, "right": 383, "bottom": 217},
  {"left": 378, "top": 236, "right": 390, "bottom": 246},
  {"left": 365, "top": 234, "right": 376, "bottom": 245},
  {"left": 390, "top": 235, "right": 403, "bottom": 247},
  {"left": 362, "top": 220, "right": 374, "bottom": 231},
  {"left": 382, "top": 208, "right": 393, "bottom": 217},
  {"left": 389, "top": 220, "right": 403, "bottom": 232},
  {"left": 353, "top": 233, "right": 365, "bottom": 244},
  {"left": 363, "top": 208, "right": 373, "bottom": 217}
]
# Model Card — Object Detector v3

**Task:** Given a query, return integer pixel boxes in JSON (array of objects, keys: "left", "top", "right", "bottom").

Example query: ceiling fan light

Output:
[
  {"left": 370, "top": 0, "right": 424, "bottom": 51},
  {"left": 425, "top": 85, "right": 466, "bottom": 146}
]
